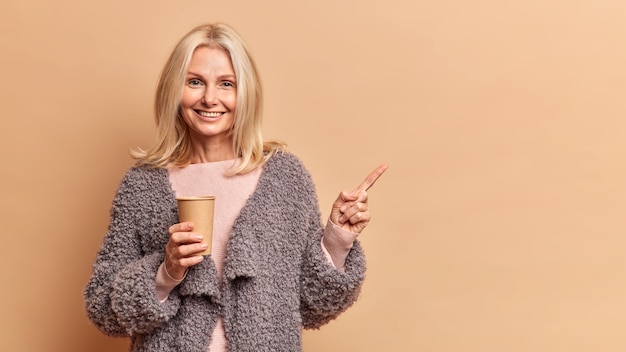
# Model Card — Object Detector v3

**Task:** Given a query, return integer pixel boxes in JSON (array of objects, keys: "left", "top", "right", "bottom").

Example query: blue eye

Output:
[
  {"left": 188, "top": 79, "right": 203, "bottom": 87},
  {"left": 221, "top": 81, "right": 235, "bottom": 88}
]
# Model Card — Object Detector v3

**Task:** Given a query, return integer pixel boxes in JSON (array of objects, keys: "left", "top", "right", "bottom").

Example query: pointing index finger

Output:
[{"left": 355, "top": 164, "right": 388, "bottom": 192}]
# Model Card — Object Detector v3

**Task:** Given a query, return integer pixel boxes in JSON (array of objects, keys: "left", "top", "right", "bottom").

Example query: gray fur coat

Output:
[{"left": 84, "top": 152, "right": 366, "bottom": 351}]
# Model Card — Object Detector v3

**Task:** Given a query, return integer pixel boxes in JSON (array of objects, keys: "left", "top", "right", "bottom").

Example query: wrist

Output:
[{"left": 164, "top": 260, "right": 187, "bottom": 281}]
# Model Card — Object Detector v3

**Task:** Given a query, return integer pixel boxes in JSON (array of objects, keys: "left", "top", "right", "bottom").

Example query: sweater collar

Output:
[
  {"left": 178, "top": 257, "right": 221, "bottom": 298},
  {"left": 223, "top": 224, "right": 260, "bottom": 280},
  {"left": 176, "top": 228, "right": 260, "bottom": 299},
  {"left": 175, "top": 213, "right": 261, "bottom": 299}
]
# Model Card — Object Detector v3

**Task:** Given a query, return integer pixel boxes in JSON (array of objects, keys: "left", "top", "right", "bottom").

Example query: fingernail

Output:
[
  {"left": 340, "top": 205, "right": 347, "bottom": 212},
  {"left": 196, "top": 235, "right": 203, "bottom": 241}
]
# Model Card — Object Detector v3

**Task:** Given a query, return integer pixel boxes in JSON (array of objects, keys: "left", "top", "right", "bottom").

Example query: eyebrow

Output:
[{"left": 186, "top": 71, "right": 236, "bottom": 81}]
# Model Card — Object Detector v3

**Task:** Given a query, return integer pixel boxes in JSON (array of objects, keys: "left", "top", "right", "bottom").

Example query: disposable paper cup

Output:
[{"left": 176, "top": 196, "right": 215, "bottom": 256}]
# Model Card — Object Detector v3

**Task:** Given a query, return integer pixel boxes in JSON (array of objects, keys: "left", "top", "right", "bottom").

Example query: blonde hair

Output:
[{"left": 132, "top": 23, "right": 284, "bottom": 174}]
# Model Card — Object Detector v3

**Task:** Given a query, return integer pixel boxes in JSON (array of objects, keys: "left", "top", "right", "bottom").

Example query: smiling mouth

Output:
[{"left": 197, "top": 111, "right": 225, "bottom": 118}]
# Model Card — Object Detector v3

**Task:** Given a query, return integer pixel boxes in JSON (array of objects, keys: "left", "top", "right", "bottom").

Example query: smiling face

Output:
[{"left": 180, "top": 46, "right": 237, "bottom": 160}]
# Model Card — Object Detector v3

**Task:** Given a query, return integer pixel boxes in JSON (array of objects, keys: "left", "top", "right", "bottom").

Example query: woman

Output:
[{"left": 84, "top": 22, "right": 386, "bottom": 352}]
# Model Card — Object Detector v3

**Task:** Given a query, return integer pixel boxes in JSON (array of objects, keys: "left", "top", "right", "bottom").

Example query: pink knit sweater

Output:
[{"left": 156, "top": 159, "right": 357, "bottom": 351}]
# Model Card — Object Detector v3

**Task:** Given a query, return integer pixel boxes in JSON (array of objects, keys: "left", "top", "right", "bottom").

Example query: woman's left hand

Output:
[{"left": 330, "top": 164, "right": 388, "bottom": 234}]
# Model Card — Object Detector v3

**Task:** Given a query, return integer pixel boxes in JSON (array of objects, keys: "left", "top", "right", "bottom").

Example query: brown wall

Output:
[{"left": 2, "top": 0, "right": 626, "bottom": 351}]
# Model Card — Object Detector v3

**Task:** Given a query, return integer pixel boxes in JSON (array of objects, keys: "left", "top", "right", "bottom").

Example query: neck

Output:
[{"left": 189, "top": 138, "right": 236, "bottom": 163}]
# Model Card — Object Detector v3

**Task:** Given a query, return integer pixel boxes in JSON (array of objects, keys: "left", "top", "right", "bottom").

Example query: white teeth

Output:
[{"left": 198, "top": 111, "right": 224, "bottom": 117}]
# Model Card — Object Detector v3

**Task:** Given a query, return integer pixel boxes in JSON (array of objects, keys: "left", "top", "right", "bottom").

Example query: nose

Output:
[{"left": 202, "top": 85, "right": 218, "bottom": 105}]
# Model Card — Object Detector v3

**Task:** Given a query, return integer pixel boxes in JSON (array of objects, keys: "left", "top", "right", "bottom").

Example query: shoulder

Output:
[
  {"left": 109, "top": 166, "right": 176, "bottom": 234},
  {"left": 264, "top": 150, "right": 311, "bottom": 179},
  {"left": 119, "top": 165, "right": 169, "bottom": 190},
  {"left": 113, "top": 165, "right": 172, "bottom": 205},
  {"left": 259, "top": 151, "right": 319, "bottom": 199}
]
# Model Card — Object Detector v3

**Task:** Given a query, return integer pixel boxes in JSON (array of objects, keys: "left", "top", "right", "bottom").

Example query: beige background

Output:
[{"left": 2, "top": 0, "right": 626, "bottom": 351}]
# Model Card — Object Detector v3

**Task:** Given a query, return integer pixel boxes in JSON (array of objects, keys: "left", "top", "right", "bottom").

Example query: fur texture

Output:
[{"left": 84, "top": 152, "right": 366, "bottom": 351}]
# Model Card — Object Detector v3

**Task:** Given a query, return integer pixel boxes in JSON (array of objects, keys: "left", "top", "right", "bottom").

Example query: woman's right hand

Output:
[{"left": 164, "top": 222, "right": 208, "bottom": 280}]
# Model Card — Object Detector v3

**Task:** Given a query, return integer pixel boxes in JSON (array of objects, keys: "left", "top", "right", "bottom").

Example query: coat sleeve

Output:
[
  {"left": 299, "top": 221, "right": 367, "bottom": 329},
  {"left": 290, "top": 156, "right": 367, "bottom": 329},
  {"left": 83, "top": 168, "right": 181, "bottom": 336}
]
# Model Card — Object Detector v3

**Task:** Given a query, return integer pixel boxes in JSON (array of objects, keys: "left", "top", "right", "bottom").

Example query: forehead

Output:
[{"left": 188, "top": 46, "right": 234, "bottom": 74}]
